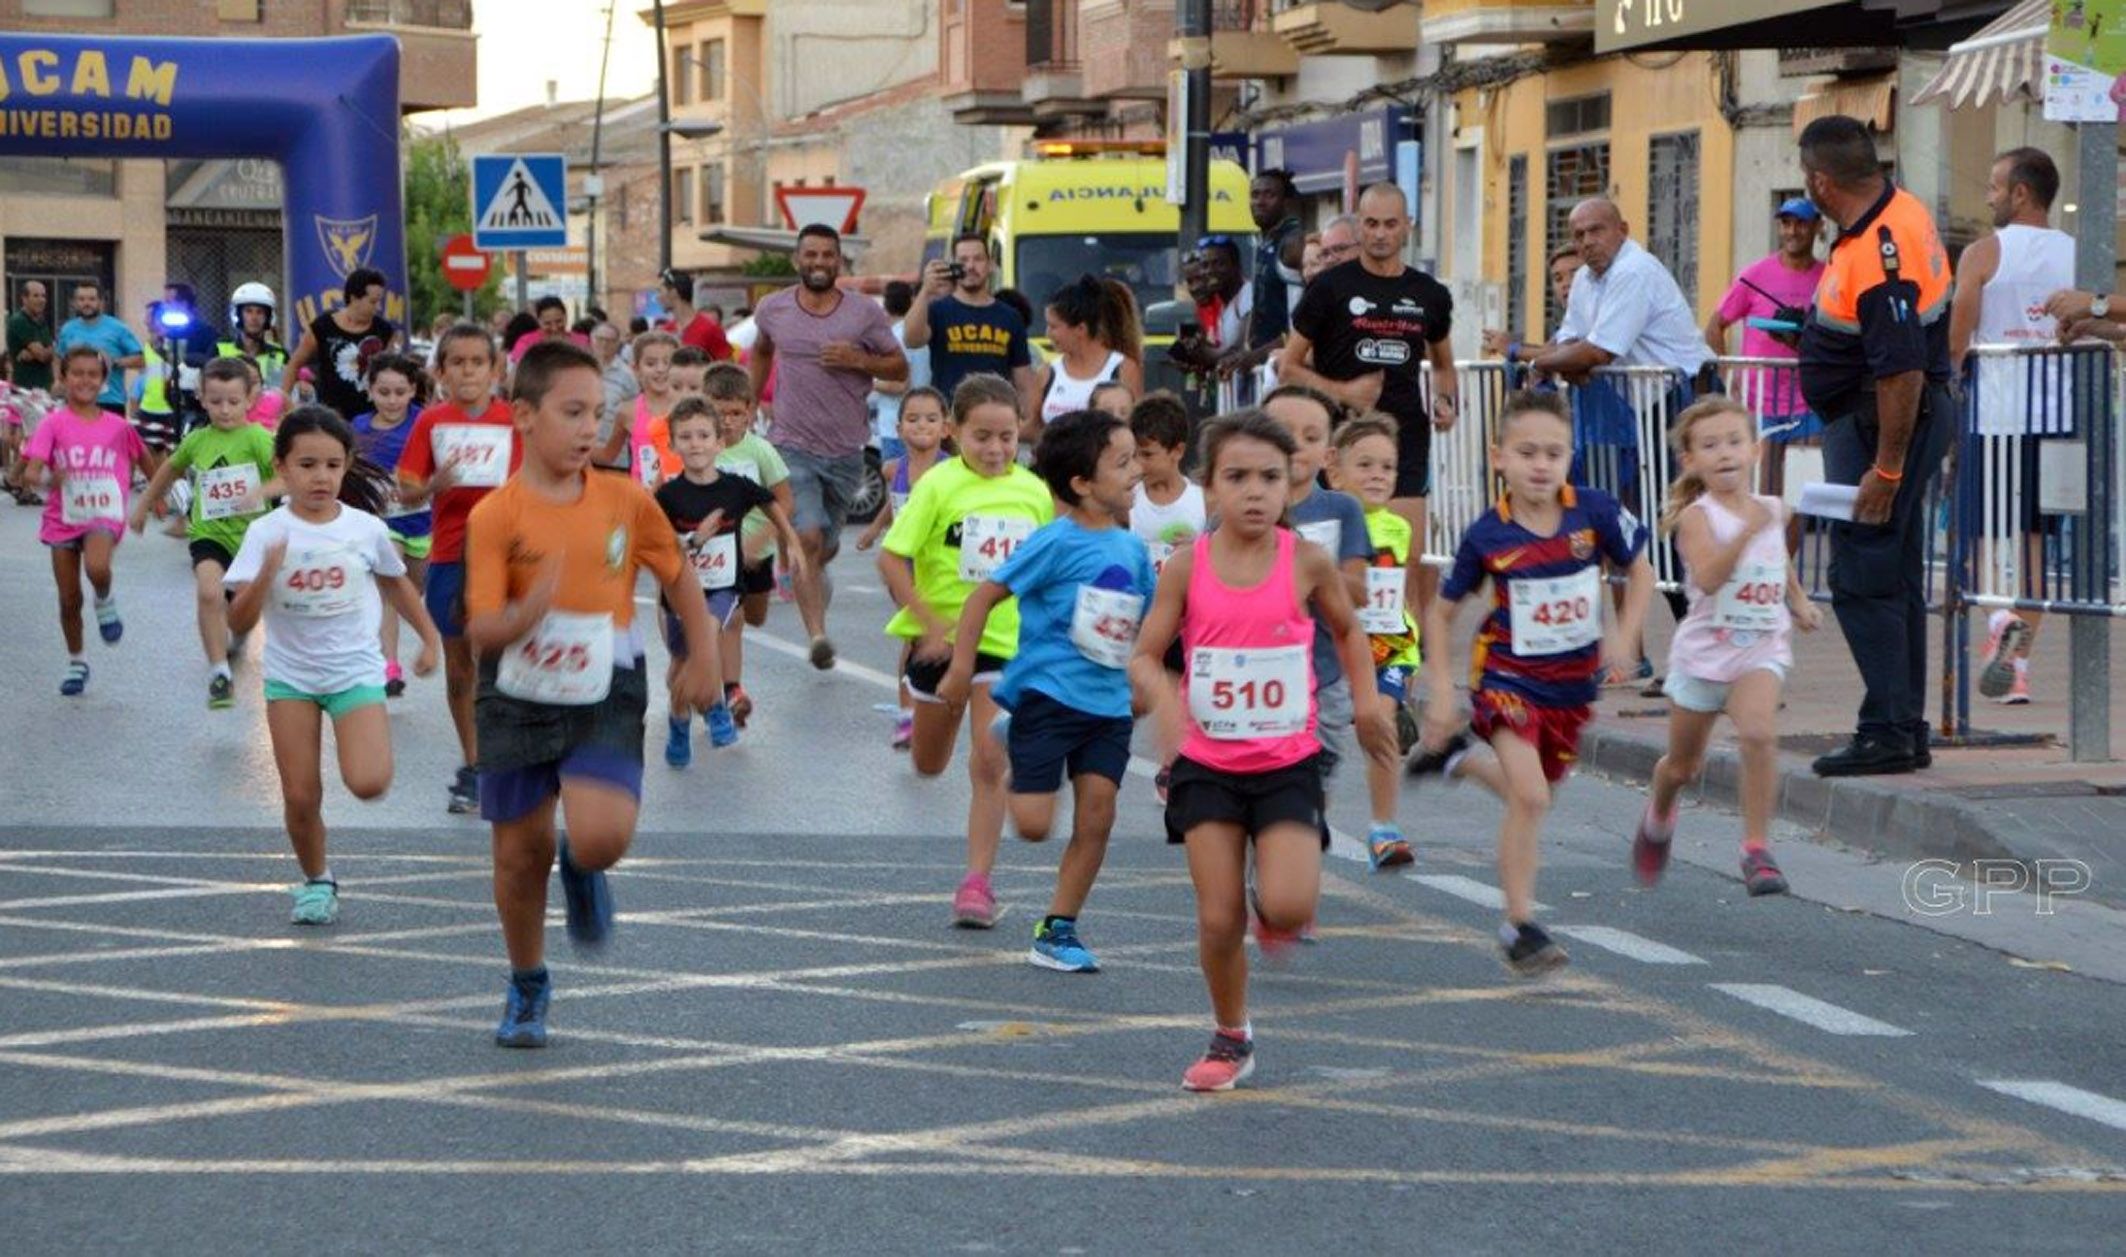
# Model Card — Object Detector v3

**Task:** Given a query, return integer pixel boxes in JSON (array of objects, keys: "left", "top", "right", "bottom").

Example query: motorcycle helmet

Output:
[{"left": 228, "top": 281, "right": 277, "bottom": 329}]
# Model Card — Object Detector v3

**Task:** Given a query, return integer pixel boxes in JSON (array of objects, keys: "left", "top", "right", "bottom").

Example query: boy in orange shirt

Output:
[{"left": 464, "top": 340, "right": 721, "bottom": 1048}]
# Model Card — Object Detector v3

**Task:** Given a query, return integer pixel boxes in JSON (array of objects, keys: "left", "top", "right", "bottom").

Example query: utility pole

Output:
[
  {"left": 2068, "top": 120, "right": 2114, "bottom": 762},
  {"left": 1173, "top": 0, "right": 1212, "bottom": 256},
  {"left": 586, "top": 0, "right": 616, "bottom": 317},
  {"left": 653, "top": 0, "right": 674, "bottom": 274}
]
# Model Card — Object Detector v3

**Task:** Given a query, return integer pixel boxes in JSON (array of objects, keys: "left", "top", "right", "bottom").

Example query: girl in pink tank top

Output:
[
  {"left": 1130, "top": 411, "right": 1394, "bottom": 1092},
  {"left": 1639, "top": 399, "right": 1823, "bottom": 897},
  {"left": 595, "top": 331, "right": 677, "bottom": 476}
]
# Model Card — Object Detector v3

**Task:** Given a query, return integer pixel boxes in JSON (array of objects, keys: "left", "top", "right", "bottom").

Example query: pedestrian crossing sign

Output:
[{"left": 472, "top": 154, "right": 569, "bottom": 250}]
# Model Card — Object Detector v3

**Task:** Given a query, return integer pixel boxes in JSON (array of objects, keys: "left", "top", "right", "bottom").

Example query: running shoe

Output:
[
  {"left": 1248, "top": 886, "right": 1302, "bottom": 962},
  {"left": 1394, "top": 703, "right": 1421, "bottom": 756},
  {"left": 1741, "top": 848, "right": 1789, "bottom": 897},
  {"left": 1631, "top": 801, "right": 1675, "bottom": 887},
  {"left": 447, "top": 765, "right": 479, "bottom": 815},
  {"left": 1181, "top": 1030, "right": 1256, "bottom": 1092},
  {"left": 1365, "top": 823, "right": 1415, "bottom": 871},
  {"left": 809, "top": 635, "right": 837, "bottom": 671},
  {"left": 557, "top": 836, "right": 613, "bottom": 951},
  {"left": 1979, "top": 612, "right": 2031, "bottom": 700},
  {"left": 384, "top": 659, "right": 405, "bottom": 699},
  {"left": 207, "top": 673, "right": 234, "bottom": 710},
  {"left": 94, "top": 597, "right": 121, "bottom": 644},
  {"left": 1028, "top": 918, "right": 1099, "bottom": 973},
  {"left": 706, "top": 702, "right": 739, "bottom": 748},
  {"left": 951, "top": 873, "right": 1000, "bottom": 929},
  {"left": 1405, "top": 730, "right": 1473, "bottom": 781},
  {"left": 1154, "top": 764, "right": 1172, "bottom": 804},
  {"left": 1501, "top": 922, "right": 1569, "bottom": 978},
  {"left": 664, "top": 715, "right": 692, "bottom": 768},
  {"left": 494, "top": 969, "right": 551, "bottom": 1049},
  {"left": 891, "top": 711, "right": 913, "bottom": 750},
  {"left": 726, "top": 683, "right": 753, "bottom": 727},
  {"left": 59, "top": 660, "right": 88, "bottom": 697},
  {"left": 289, "top": 878, "right": 339, "bottom": 926},
  {"left": 1999, "top": 662, "right": 2031, "bottom": 706}
]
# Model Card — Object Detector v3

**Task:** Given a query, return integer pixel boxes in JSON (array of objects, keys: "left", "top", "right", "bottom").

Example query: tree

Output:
[{"left": 403, "top": 131, "right": 502, "bottom": 328}]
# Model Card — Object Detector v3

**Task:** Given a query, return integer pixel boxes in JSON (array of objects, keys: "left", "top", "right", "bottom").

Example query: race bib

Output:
[
  {"left": 1069, "top": 586, "right": 1143, "bottom": 669},
  {"left": 690, "top": 532, "right": 739, "bottom": 590},
  {"left": 719, "top": 458, "right": 761, "bottom": 484},
  {"left": 275, "top": 544, "right": 361, "bottom": 619},
  {"left": 198, "top": 464, "right": 260, "bottom": 521},
  {"left": 1188, "top": 644, "right": 1308, "bottom": 740},
  {"left": 1508, "top": 568, "right": 1602, "bottom": 656},
  {"left": 497, "top": 610, "right": 614, "bottom": 705},
  {"left": 1147, "top": 540, "right": 1175, "bottom": 576},
  {"left": 1713, "top": 560, "right": 1787, "bottom": 633},
  {"left": 60, "top": 473, "right": 122, "bottom": 526},
  {"left": 957, "top": 514, "right": 1035, "bottom": 583},
  {"left": 636, "top": 445, "right": 660, "bottom": 487},
  {"left": 435, "top": 424, "right": 511, "bottom": 489},
  {"left": 1359, "top": 566, "right": 1408, "bottom": 635},
  {"left": 1297, "top": 519, "right": 1341, "bottom": 555}
]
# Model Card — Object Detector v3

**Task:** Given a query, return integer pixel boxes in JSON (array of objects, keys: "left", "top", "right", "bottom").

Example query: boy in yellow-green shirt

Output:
[{"left": 1333, "top": 416, "right": 1424, "bottom": 866}]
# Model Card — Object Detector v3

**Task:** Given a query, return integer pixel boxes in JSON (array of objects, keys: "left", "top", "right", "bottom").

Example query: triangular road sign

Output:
[{"left": 471, "top": 153, "right": 569, "bottom": 249}]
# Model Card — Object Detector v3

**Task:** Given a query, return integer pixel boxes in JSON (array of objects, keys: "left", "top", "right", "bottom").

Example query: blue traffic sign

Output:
[{"left": 471, "top": 153, "right": 568, "bottom": 250}]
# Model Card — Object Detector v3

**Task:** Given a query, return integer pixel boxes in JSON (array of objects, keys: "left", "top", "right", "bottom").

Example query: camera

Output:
[{"left": 946, "top": 263, "right": 966, "bottom": 282}]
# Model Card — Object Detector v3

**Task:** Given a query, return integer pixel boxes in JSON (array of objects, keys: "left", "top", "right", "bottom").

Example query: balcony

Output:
[
  {"left": 341, "top": 0, "right": 478, "bottom": 111},
  {"left": 1418, "top": 0, "right": 1593, "bottom": 46},
  {"left": 1270, "top": 0, "right": 1419, "bottom": 56},
  {"left": 1170, "top": 0, "right": 1299, "bottom": 80},
  {"left": 1023, "top": 0, "right": 1104, "bottom": 118}
]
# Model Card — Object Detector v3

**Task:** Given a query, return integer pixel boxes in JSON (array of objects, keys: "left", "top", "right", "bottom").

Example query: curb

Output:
[{"left": 1577, "top": 723, "right": 2021, "bottom": 868}]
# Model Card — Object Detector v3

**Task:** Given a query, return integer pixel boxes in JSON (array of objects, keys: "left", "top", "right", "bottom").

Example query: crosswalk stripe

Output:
[
  {"left": 1411, "top": 874, "right": 1548, "bottom": 915},
  {"left": 1976, "top": 1080, "right": 2126, "bottom": 1133},
  {"left": 1710, "top": 983, "right": 1913, "bottom": 1036},
  {"left": 1551, "top": 925, "right": 1706, "bottom": 965}
]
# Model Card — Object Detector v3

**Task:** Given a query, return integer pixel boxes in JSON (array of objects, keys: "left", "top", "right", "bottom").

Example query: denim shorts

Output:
[{"left": 777, "top": 444, "right": 865, "bottom": 541}]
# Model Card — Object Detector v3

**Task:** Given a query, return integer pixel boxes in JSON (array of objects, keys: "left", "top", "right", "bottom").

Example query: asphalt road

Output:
[{"left": 2, "top": 502, "right": 2124, "bottom": 1254}]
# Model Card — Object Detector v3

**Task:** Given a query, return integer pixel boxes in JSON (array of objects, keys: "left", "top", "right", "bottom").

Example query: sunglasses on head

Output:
[{"left": 1196, "top": 234, "right": 1234, "bottom": 250}]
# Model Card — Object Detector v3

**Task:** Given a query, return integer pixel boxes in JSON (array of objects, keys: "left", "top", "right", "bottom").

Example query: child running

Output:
[
  {"left": 857, "top": 385, "right": 949, "bottom": 749},
  {"left": 128, "top": 356, "right": 281, "bottom": 709},
  {"left": 397, "top": 323, "right": 519, "bottom": 814},
  {"left": 1131, "top": 410, "right": 1393, "bottom": 1091},
  {"left": 594, "top": 330, "right": 678, "bottom": 482},
  {"left": 351, "top": 353, "right": 429, "bottom": 697},
  {"left": 1332, "top": 415, "right": 1424, "bottom": 866},
  {"left": 1127, "top": 392, "right": 1206, "bottom": 789},
  {"left": 652, "top": 396, "right": 805, "bottom": 765},
  {"left": 1416, "top": 390, "right": 1653, "bottom": 976},
  {"left": 464, "top": 341, "right": 720, "bottom": 1048},
  {"left": 938, "top": 408, "right": 1154, "bottom": 973},
  {"left": 878, "top": 375, "right": 1054, "bottom": 928},
  {"left": 23, "top": 346, "right": 153, "bottom": 695},
  {"left": 225, "top": 407, "right": 443, "bottom": 925},
  {"left": 1636, "top": 398, "right": 1820, "bottom": 896},
  {"left": 703, "top": 362, "right": 810, "bottom": 726}
]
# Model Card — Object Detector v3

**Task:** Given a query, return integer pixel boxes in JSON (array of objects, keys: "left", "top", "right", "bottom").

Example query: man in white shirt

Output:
[{"left": 1534, "top": 198, "right": 1711, "bottom": 381}]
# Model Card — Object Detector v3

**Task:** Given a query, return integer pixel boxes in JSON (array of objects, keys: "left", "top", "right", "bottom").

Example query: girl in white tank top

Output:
[{"left": 1039, "top": 350, "right": 1124, "bottom": 424}]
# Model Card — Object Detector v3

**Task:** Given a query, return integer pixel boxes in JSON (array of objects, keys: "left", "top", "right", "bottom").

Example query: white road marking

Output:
[
  {"left": 1411, "top": 875, "right": 1548, "bottom": 915},
  {"left": 1976, "top": 1080, "right": 2126, "bottom": 1134},
  {"left": 1709, "top": 984, "right": 1913, "bottom": 1037},
  {"left": 1551, "top": 926, "right": 1706, "bottom": 966}
]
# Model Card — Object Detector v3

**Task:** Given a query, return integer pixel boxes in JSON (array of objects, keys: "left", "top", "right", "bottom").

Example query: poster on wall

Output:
[{"left": 2044, "top": 0, "right": 2126, "bottom": 121}]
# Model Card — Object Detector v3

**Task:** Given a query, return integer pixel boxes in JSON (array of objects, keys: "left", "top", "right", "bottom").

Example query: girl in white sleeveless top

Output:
[{"left": 1034, "top": 275, "right": 1145, "bottom": 428}]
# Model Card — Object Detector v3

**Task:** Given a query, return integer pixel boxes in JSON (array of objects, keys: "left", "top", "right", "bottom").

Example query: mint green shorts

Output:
[
  {"left": 264, "top": 679, "right": 388, "bottom": 718},
  {"left": 387, "top": 529, "right": 433, "bottom": 561}
]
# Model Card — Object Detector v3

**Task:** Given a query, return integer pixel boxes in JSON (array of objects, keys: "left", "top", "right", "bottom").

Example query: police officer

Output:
[
  {"left": 1795, "top": 115, "right": 1957, "bottom": 777},
  {"left": 220, "top": 282, "right": 288, "bottom": 384}
]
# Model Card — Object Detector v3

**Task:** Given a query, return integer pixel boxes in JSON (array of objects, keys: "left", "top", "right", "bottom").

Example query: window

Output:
[
  {"left": 1545, "top": 94, "right": 1610, "bottom": 138},
  {"left": 25, "top": 0, "right": 114, "bottom": 14},
  {"left": 1506, "top": 155, "right": 1528, "bottom": 342},
  {"left": 0, "top": 158, "right": 117, "bottom": 197},
  {"left": 673, "top": 167, "right": 694, "bottom": 225},
  {"left": 218, "top": 0, "right": 262, "bottom": 18},
  {"left": 1545, "top": 141, "right": 1609, "bottom": 332},
  {"left": 1646, "top": 131, "right": 1700, "bottom": 302},
  {"left": 701, "top": 164, "right": 725, "bottom": 224},
  {"left": 702, "top": 40, "right": 726, "bottom": 102},
  {"left": 671, "top": 49, "right": 692, "bottom": 107}
]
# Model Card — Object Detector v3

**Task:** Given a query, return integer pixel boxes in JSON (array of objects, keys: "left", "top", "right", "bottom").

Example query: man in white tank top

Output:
[{"left": 1947, "top": 146, "right": 2074, "bottom": 706}]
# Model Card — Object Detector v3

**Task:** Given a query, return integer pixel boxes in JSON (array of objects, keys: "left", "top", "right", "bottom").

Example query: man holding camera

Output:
[{"left": 904, "top": 232, "right": 1035, "bottom": 404}]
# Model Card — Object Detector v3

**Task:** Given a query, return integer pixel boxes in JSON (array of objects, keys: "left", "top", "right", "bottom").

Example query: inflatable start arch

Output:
[{"left": 0, "top": 32, "right": 406, "bottom": 330}]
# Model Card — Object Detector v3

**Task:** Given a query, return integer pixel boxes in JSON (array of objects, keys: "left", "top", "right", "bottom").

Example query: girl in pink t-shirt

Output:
[
  {"left": 1637, "top": 398, "right": 1823, "bottom": 896},
  {"left": 21, "top": 345, "right": 155, "bottom": 696}
]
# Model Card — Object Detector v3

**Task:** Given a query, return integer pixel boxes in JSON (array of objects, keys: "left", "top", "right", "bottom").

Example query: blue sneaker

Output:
[
  {"left": 1366, "top": 823, "right": 1414, "bottom": 872},
  {"left": 59, "top": 660, "right": 88, "bottom": 697},
  {"left": 494, "top": 969, "right": 551, "bottom": 1048},
  {"left": 557, "top": 836, "right": 613, "bottom": 951},
  {"left": 1028, "top": 917, "right": 1099, "bottom": 973},
  {"left": 664, "top": 715, "right": 691, "bottom": 767},
  {"left": 94, "top": 597, "right": 122, "bottom": 644},
  {"left": 706, "top": 702, "right": 739, "bottom": 748}
]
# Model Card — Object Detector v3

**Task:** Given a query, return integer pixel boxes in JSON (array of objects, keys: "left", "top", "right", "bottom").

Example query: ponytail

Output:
[
  {"left": 1098, "top": 277, "right": 1142, "bottom": 364},
  {"left": 1658, "top": 469, "right": 1706, "bottom": 537}
]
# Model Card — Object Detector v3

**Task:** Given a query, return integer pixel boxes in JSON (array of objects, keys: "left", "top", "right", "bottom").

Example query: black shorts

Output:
[
  {"left": 1163, "top": 752, "right": 1329, "bottom": 848},
  {"left": 904, "top": 649, "right": 1007, "bottom": 703},
  {"left": 475, "top": 659, "right": 648, "bottom": 776},
  {"left": 188, "top": 537, "right": 235, "bottom": 570},
  {"left": 1006, "top": 689, "right": 1133, "bottom": 793},
  {"left": 740, "top": 556, "right": 775, "bottom": 596},
  {"left": 1393, "top": 419, "right": 1433, "bottom": 499}
]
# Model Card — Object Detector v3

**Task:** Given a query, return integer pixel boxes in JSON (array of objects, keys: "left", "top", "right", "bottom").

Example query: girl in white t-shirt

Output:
[{"left": 226, "top": 407, "right": 443, "bottom": 927}]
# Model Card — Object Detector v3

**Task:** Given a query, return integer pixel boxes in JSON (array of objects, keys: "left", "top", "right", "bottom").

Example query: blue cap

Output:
[{"left": 1775, "top": 196, "right": 1820, "bottom": 222}]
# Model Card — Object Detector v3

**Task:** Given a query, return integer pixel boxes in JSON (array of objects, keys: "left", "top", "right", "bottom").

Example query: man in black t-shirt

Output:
[
  {"left": 281, "top": 266, "right": 399, "bottom": 420},
  {"left": 1280, "top": 183, "right": 1458, "bottom": 606},
  {"left": 904, "top": 232, "right": 1035, "bottom": 406}
]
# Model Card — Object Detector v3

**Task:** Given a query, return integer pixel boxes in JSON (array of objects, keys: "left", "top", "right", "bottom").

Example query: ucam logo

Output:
[{"left": 0, "top": 44, "right": 180, "bottom": 140}]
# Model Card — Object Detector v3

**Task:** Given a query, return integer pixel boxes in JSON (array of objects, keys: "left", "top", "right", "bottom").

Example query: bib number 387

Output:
[
  {"left": 1508, "top": 569, "right": 1602, "bottom": 656},
  {"left": 498, "top": 611, "right": 614, "bottom": 705},
  {"left": 958, "top": 515, "right": 1034, "bottom": 583},
  {"left": 1188, "top": 645, "right": 1308, "bottom": 740}
]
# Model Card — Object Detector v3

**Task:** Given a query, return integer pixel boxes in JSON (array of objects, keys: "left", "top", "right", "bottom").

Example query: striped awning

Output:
[
  {"left": 1793, "top": 72, "right": 1898, "bottom": 136},
  {"left": 1910, "top": 0, "right": 2047, "bottom": 110}
]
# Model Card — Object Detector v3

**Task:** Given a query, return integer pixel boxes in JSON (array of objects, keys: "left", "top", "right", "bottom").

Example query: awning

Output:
[
  {"left": 1793, "top": 72, "right": 1899, "bottom": 137},
  {"left": 1909, "top": 0, "right": 2046, "bottom": 110}
]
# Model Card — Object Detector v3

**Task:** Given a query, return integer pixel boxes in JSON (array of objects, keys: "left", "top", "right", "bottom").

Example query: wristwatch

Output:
[{"left": 2092, "top": 294, "right": 2111, "bottom": 320}]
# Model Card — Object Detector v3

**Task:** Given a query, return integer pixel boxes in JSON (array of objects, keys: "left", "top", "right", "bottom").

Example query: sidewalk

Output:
[{"left": 1574, "top": 608, "right": 2126, "bottom": 908}]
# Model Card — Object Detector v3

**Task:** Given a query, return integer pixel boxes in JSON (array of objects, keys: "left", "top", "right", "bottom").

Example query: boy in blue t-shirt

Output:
[{"left": 940, "top": 409, "right": 1153, "bottom": 975}]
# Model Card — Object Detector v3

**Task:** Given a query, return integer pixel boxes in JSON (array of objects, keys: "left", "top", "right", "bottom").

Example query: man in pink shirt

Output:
[{"left": 1706, "top": 197, "right": 1825, "bottom": 506}]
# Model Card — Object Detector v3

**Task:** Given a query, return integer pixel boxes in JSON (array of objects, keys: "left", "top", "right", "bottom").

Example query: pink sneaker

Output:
[
  {"left": 1999, "top": 661, "right": 2032, "bottom": 706},
  {"left": 384, "top": 658, "right": 405, "bottom": 698},
  {"left": 1181, "top": 1030, "right": 1256, "bottom": 1092},
  {"left": 951, "top": 874, "right": 999, "bottom": 928},
  {"left": 1979, "top": 612, "right": 2029, "bottom": 700}
]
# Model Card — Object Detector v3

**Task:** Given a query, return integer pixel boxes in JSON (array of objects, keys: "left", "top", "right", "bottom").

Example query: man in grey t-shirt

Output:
[{"left": 749, "top": 223, "right": 908, "bottom": 670}]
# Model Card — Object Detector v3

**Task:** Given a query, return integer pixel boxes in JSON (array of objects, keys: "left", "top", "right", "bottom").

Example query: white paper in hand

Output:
[{"left": 1797, "top": 482, "right": 1859, "bottom": 521}]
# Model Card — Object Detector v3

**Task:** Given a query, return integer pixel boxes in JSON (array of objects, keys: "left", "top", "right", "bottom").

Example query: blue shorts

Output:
[
  {"left": 1006, "top": 689, "right": 1133, "bottom": 793},
  {"left": 479, "top": 746, "right": 644, "bottom": 824},
  {"left": 1376, "top": 664, "right": 1412, "bottom": 705},
  {"left": 661, "top": 592, "right": 739, "bottom": 659},
  {"left": 425, "top": 560, "right": 466, "bottom": 640},
  {"left": 476, "top": 662, "right": 650, "bottom": 823}
]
